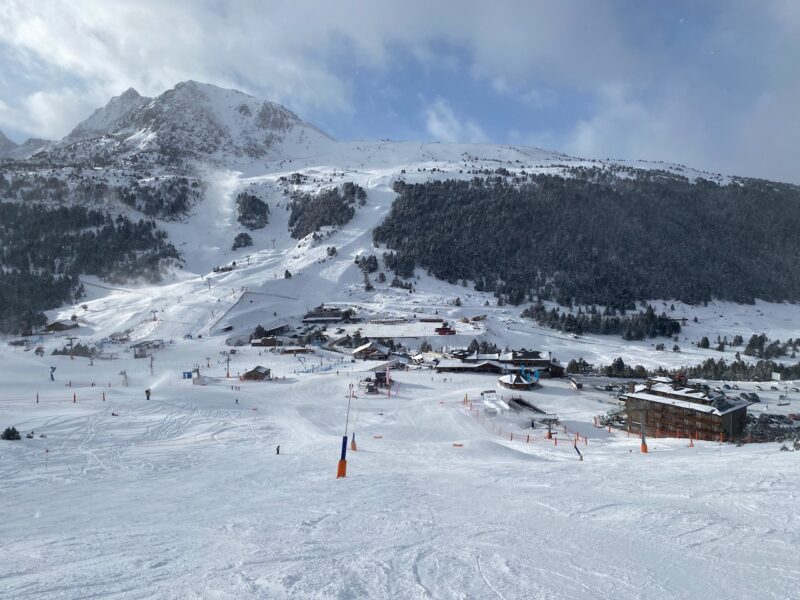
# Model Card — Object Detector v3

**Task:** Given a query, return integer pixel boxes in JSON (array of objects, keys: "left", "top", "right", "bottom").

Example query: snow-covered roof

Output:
[
  {"left": 634, "top": 382, "right": 708, "bottom": 401},
  {"left": 435, "top": 360, "right": 511, "bottom": 371},
  {"left": 623, "top": 391, "right": 748, "bottom": 417},
  {"left": 49, "top": 320, "right": 78, "bottom": 328},
  {"left": 465, "top": 350, "right": 553, "bottom": 363},
  {"left": 364, "top": 360, "right": 404, "bottom": 372},
  {"left": 352, "top": 341, "right": 391, "bottom": 355}
]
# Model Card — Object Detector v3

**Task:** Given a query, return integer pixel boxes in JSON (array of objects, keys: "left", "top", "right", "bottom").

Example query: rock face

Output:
[
  {"left": 64, "top": 87, "right": 151, "bottom": 143},
  {"left": 47, "top": 81, "right": 334, "bottom": 166}
]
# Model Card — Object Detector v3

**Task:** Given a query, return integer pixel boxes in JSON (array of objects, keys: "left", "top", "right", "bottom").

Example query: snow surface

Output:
[{"left": 2, "top": 342, "right": 799, "bottom": 599}]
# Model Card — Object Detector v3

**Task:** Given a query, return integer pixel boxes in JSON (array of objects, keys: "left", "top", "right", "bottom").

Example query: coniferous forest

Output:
[
  {"left": 288, "top": 182, "right": 366, "bottom": 239},
  {"left": 374, "top": 174, "right": 800, "bottom": 308},
  {"left": 0, "top": 202, "right": 179, "bottom": 333},
  {"left": 521, "top": 302, "right": 680, "bottom": 340}
]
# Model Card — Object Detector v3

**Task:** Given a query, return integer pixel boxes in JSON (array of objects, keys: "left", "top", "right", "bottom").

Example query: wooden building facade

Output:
[{"left": 622, "top": 381, "right": 748, "bottom": 441}]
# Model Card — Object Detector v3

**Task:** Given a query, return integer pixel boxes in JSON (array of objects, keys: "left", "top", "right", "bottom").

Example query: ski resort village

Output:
[{"left": 1, "top": 79, "right": 799, "bottom": 599}]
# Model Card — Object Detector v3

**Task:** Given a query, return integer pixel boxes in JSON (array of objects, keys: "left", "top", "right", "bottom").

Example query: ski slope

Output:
[{"left": 1, "top": 346, "right": 798, "bottom": 599}]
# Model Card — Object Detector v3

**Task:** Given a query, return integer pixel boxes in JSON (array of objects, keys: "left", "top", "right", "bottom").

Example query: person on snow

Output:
[
  {"left": 145, "top": 388, "right": 151, "bottom": 400},
  {"left": 276, "top": 445, "right": 280, "bottom": 455}
]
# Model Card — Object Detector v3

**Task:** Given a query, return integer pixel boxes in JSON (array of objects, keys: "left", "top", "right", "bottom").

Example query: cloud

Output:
[
  {"left": 0, "top": 1, "right": 797, "bottom": 182},
  {"left": 424, "top": 99, "right": 487, "bottom": 143}
]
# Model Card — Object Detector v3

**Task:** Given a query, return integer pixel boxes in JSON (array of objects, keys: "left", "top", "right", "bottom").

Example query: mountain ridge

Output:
[{"left": 41, "top": 80, "right": 335, "bottom": 167}]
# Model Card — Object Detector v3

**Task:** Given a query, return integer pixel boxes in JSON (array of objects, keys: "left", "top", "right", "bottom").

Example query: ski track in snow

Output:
[{"left": 1, "top": 356, "right": 799, "bottom": 599}]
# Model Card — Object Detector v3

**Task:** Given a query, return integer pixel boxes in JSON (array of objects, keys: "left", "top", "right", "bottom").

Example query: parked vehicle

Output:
[
  {"left": 754, "top": 385, "right": 763, "bottom": 391},
  {"left": 723, "top": 384, "right": 731, "bottom": 390},
  {"left": 731, "top": 384, "right": 739, "bottom": 390},
  {"left": 748, "top": 392, "right": 760, "bottom": 402}
]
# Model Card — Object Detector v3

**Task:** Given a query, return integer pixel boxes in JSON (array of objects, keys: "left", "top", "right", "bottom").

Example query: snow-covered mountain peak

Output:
[
  {"left": 51, "top": 80, "right": 335, "bottom": 165},
  {"left": 65, "top": 87, "right": 152, "bottom": 143}
]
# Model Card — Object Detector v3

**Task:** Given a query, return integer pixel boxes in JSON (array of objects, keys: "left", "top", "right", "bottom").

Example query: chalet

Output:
[
  {"left": 242, "top": 366, "right": 271, "bottom": 381},
  {"left": 45, "top": 320, "right": 78, "bottom": 333},
  {"left": 302, "top": 305, "right": 352, "bottom": 323},
  {"left": 621, "top": 379, "right": 748, "bottom": 441},
  {"left": 463, "top": 350, "right": 565, "bottom": 377},
  {"left": 352, "top": 341, "right": 391, "bottom": 361},
  {"left": 260, "top": 320, "right": 290, "bottom": 337},
  {"left": 251, "top": 337, "right": 281, "bottom": 348},
  {"left": 498, "top": 372, "right": 540, "bottom": 390},
  {"left": 435, "top": 360, "right": 511, "bottom": 375}
]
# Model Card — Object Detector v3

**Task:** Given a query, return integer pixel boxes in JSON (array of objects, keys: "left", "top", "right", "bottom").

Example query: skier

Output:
[
  {"left": 49, "top": 366, "right": 56, "bottom": 381},
  {"left": 276, "top": 445, "right": 280, "bottom": 455},
  {"left": 145, "top": 388, "right": 151, "bottom": 400},
  {"left": 235, "top": 398, "right": 239, "bottom": 405}
]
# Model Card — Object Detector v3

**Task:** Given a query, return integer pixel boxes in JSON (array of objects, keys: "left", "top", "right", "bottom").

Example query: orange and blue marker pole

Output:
[{"left": 337, "top": 384, "right": 354, "bottom": 478}]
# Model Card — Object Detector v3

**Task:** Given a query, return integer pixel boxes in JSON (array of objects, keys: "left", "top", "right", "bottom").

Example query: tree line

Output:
[
  {"left": 374, "top": 175, "right": 800, "bottom": 308},
  {"left": 0, "top": 202, "right": 179, "bottom": 333},
  {"left": 288, "top": 183, "right": 366, "bottom": 239},
  {"left": 521, "top": 302, "right": 680, "bottom": 340}
]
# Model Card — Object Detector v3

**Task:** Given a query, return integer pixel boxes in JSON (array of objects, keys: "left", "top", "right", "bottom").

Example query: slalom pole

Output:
[{"left": 337, "top": 383, "right": 353, "bottom": 478}]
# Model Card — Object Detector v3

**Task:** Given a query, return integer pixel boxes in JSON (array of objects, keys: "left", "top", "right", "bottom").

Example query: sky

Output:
[{"left": 0, "top": 0, "right": 798, "bottom": 183}]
